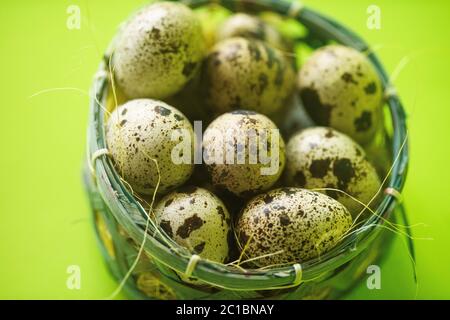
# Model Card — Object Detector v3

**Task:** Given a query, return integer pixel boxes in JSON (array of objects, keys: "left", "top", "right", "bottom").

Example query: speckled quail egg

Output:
[
  {"left": 283, "top": 127, "right": 381, "bottom": 218},
  {"left": 203, "top": 110, "right": 285, "bottom": 197},
  {"left": 217, "top": 13, "right": 291, "bottom": 51},
  {"left": 106, "top": 99, "right": 194, "bottom": 195},
  {"left": 203, "top": 37, "right": 295, "bottom": 116},
  {"left": 154, "top": 186, "right": 232, "bottom": 263},
  {"left": 113, "top": 2, "right": 205, "bottom": 99},
  {"left": 298, "top": 45, "right": 383, "bottom": 144},
  {"left": 236, "top": 188, "right": 353, "bottom": 267}
]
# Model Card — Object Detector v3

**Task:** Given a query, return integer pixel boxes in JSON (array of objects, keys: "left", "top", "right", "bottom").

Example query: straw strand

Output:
[
  {"left": 89, "top": 148, "right": 110, "bottom": 176},
  {"left": 288, "top": 1, "right": 303, "bottom": 18},
  {"left": 184, "top": 255, "right": 201, "bottom": 279}
]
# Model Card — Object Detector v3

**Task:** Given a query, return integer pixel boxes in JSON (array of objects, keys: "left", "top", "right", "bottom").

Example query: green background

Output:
[{"left": 1, "top": 0, "right": 449, "bottom": 299}]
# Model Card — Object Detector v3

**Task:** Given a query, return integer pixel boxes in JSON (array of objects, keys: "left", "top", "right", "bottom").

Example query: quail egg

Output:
[
  {"left": 114, "top": 1, "right": 205, "bottom": 99},
  {"left": 154, "top": 186, "right": 232, "bottom": 263},
  {"left": 236, "top": 188, "right": 353, "bottom": 266},
  {"left": 283, "top": 127, "right": 381, "bottom": 218},
  {"left": 106, "top": 99, "right": 194, "bottom": 195},
  {"left": 217, "top": 13, "right": 291, "bottom": 51},
  {"left": 298, "top": 45, "right": 383, "bottom": 144},
  {"left": 203, "top": 37, "right": 295, "bottom": 116},
  {"left": 203, "top": 110, "right": 285, "bottom": 197}
]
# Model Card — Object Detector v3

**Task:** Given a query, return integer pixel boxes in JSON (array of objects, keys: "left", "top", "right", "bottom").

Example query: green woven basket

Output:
[{"left": 83, "top": 0, "right": 410, "bottom": 300}]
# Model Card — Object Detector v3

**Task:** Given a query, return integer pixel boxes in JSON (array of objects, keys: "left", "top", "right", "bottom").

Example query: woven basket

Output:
[{"left": 83, "top": 0, "right": 410, "bottom": 300}]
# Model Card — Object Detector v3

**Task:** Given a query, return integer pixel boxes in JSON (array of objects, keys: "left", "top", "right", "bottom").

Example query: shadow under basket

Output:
[{"left": 83, "top": 0, "right": 410, "bottom": 300}]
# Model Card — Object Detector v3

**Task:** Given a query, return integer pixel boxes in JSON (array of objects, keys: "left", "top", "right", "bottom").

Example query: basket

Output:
[{"left": 83, "top": 0, "right": 410, "bottom": 300}]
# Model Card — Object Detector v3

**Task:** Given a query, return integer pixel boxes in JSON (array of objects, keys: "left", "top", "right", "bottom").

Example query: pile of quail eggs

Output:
[{"left": 106, "top": 2, "right": 385, "bottom": 271}]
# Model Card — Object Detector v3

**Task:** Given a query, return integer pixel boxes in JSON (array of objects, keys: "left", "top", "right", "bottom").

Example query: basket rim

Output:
[{"left": 87, "top": 0, "right": 409, "bottom": 291}]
